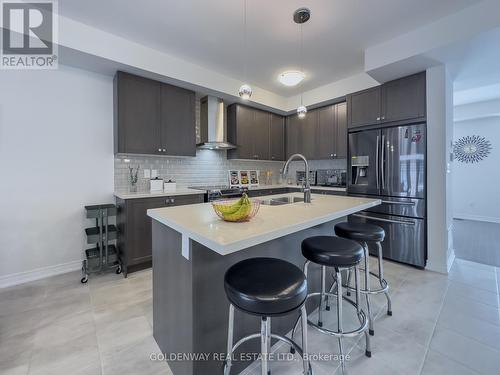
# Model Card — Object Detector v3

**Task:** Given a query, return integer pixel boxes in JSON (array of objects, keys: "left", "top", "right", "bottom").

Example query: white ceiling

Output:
[
  {"left": 58, "top": 0, "right": 480, "bottom": 97},
  {"left": 423, "top": 26, "right": 500, "bottom": 105}
]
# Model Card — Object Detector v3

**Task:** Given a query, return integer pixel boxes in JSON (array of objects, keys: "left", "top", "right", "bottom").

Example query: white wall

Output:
[
  {"left": 453, "top": 116, "right": 500, "bottom": 222},
  {"left": 426, "top": 65, "right": 455, "bottom": 274},
  {"left": 0, "top": 65, "right": 114, "bottom": 286}
]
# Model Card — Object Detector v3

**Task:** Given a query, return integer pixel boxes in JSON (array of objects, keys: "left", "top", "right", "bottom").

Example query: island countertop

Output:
[{"left": 147, "top": 193, "right": 380, "bottom": 256}]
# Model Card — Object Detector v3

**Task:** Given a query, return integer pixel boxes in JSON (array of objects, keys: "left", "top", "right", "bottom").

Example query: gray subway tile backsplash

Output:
[{"left": 114, "top": 150, "right": 346, "bottom": 193}]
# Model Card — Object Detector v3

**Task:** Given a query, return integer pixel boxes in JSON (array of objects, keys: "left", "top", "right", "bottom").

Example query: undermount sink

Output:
[{"left": 260, "top": 196, "right": 306, "bottom": 206}]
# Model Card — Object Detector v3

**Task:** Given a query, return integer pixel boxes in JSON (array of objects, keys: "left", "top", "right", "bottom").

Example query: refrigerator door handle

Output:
[
  {"left": 381, "top": 200, "right": 416, "bottom": 206},
  {"left": 381, "top": 134, "right": 386, "bottom": 190},
  {"left": 352, "top": 213, "right": 416, "bottom": 226},
  {"left": 376, "top": 135, "right": 380, "bottom": 189}
]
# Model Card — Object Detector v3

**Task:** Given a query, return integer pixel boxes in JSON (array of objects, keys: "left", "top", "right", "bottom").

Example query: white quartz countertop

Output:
[
  {"left": 114, "top": 189, "right": 205, "bottom": 200},
  {"left": 147, "top": 193, "right": 379, "bottom": 256}
]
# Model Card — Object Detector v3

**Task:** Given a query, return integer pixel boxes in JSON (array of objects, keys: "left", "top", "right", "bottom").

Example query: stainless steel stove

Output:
[{"left": 188, "top": 185, "right": 246, "bottom": 202}]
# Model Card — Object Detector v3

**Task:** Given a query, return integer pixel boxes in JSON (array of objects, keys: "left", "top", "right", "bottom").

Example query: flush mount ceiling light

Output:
[
  {"left": 238, "top": 0, "right": 252, "bottom": 100},
  {"left": 294, "top": 7, "right": 310, "bottom": 119},
  {"left": 278, "top": 71, "right": 305, "bottom": 87}
]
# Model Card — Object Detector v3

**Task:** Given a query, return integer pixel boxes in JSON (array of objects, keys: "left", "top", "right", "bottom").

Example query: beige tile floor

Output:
[{"left": 1, "top": 257, "right": 499, "bottom": 375}]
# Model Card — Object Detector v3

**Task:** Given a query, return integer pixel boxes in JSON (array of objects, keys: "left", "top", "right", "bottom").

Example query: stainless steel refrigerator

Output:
[{"left": 347, "top": 123, "right": 426, "bottom": 268}]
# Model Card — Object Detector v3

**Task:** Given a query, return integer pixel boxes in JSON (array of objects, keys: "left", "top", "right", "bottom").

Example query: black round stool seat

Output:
[
  {"left": 224, "top": 258, "right": 307, "bottom": 316},
  {"left": 335, "top": 222, "right": 385, "bottom": 242},
  {"left": 301, "top": 236, "right": 364, "bottom": 268}
]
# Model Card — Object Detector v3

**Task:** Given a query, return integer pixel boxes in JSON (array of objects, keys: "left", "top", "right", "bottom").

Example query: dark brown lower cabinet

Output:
[{"left": 116, "top": 194, "right": 204, "bottom": 276}]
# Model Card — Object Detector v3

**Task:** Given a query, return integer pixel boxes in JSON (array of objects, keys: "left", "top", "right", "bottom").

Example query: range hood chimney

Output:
[{"left": 197, "top": 96, "right": 236, "bottom": 150}]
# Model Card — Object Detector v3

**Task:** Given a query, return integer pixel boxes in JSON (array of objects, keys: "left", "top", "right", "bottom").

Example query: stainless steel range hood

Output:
[{"left": 197, "top": 96, "right": 236, "bottom": 150}]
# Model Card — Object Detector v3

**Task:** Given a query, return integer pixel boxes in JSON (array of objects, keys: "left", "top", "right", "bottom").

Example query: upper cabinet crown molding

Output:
[
  {"left": 114, "top": 71, "right": 196, "bottom": 156},
  {"left": 347, "top": 71, "right": 426, "bottom": 129}
]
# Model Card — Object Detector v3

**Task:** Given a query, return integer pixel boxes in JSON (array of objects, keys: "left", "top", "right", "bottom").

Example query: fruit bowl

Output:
[{"left": 212, "top": 194, "right": 261, "bottom": 222}]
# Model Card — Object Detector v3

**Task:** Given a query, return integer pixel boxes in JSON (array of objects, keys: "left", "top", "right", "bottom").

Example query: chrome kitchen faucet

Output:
[{"left": 282, "top": 153, "right": 311, "bottom": 203}]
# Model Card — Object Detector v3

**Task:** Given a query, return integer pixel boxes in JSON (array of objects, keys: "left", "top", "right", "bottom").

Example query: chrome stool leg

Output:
[
  {"left": 362, "top": 242, "right": 374, "bottom": 336},
  {"left": 318, "top": 266, "right": 326, "bottom": 327},
  {"left": 300, "top": 305, "right": 309, "bottom": 375},
  {"left": 377, "top": 242, "right": 392, "bottom": 316},
  {"left": 355, "top": 265, "right": 371, "bottom": 357},
  {"left": 336, "top": 269, "right": 346, "bottom": 374},
  {"left": 224, "top": 304, "right": 235, "bottom": 375},
  {"left": 345, "top": 269, "right": 352, "bottom": 297},
  {"left": 261, "top": 317, "right": 269, "bottom": 375},
  {"left": 290, "top": 261, "right": 311, "bottom": 351}
]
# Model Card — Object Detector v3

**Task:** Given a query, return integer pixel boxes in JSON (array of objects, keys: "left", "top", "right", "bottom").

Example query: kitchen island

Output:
[{"left": 147, "top": 193, "right": 380, "bottom": 375}]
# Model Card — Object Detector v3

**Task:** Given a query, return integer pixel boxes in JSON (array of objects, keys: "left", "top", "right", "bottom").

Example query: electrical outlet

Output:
[
  {"left": 144, "top": 169, "right": 151, "bottom": 178},
  {"left": 151, "top": 169, "right": 158, "bottom": 178}
]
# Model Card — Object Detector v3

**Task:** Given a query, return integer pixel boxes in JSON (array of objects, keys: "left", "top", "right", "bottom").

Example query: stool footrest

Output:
[
  {"left": 224, "top": 332, "right": 312, "bottom": 374},
  {"left": 304, "top": 292, "right": 369, "bottom": 337},
  {"left": 341, "top": 278, "right": 389, "bottom": 295}
]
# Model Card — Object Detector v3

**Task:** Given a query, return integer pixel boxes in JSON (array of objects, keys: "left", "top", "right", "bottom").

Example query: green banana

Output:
[
  {"left": 222, "top": 194, "right": 252, "bottom": 221},
  {"left": 213, "top": 199, "right": 242, "bottom": 215}
]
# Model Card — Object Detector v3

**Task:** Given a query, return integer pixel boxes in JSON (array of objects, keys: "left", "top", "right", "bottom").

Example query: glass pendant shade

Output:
[
  {"left": 238, "top": 84, "right": 252, "bottom": 100},
  {"left": 297, "top": 105, "right": 307, "bottom": 119}
]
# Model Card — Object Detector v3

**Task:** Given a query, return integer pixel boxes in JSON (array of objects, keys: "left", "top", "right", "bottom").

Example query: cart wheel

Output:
[
  {"left": 116, "top": 266, "right": 122, "bottom": 275},
  {"left": 81, "top": 276, "right": 88, "bottom": 284}
]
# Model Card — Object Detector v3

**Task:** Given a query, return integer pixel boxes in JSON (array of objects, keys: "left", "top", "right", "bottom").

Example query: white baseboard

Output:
[
  {"left": 454, "top": 214, "right": 500, "bottom": 224},
  {"left": 0, "top": 260, "right": 82, "bottom": 288}
]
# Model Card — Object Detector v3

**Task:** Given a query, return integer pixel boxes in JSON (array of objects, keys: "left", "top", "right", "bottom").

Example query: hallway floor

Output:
[
  {"left": 453, "top": 218, "right": 500, "bottom": 267},
  {"left": 1, "top": 258, "right": 499, "bottom": 375}
]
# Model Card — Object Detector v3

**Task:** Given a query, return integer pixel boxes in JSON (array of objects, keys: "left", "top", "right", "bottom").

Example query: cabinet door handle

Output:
[
  {"left": 334, "top": 153, "right": 337, "bottom": 157},
  {"left": 376, "top": 117, "right": 381, "bottom": 121},
  {"left": 158, "top": 148, "right": 162, "bottom": 152},
  {"left": 163, "top": 149, "right": 167, "bottom": 152},
  {"left": 330, "top": 154, "right": 334, "bottom": 158},
  {"left": 381, "top": 116, "right": 385, "bottom": 120}
]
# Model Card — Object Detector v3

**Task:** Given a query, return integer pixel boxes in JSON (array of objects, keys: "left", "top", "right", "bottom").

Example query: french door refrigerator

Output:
[{"left": 347, "top": 123, "right": 426, "bottom": 268}]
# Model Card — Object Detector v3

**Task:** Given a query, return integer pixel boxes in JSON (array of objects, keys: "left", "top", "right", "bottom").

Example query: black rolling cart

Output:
[{"left": 81, "top": 204, "right": 122, "bottom": 283}]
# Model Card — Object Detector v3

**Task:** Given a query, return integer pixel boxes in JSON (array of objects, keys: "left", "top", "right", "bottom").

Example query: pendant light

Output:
[
  {"left": 294, "top": 8, "right": 310, "bottom": 119},
  {"left": 238, "top": 0, "right": 252, "bottom": 100}
]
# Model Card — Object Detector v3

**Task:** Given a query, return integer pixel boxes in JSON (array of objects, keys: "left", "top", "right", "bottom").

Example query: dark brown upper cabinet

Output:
[
  {"left": 347, "top": 71, "right": 426, "bottom": 129},
  {"left": 114, "top": 72, "right": 161, "bottom": 155},
  {"left": 347, "top": 86, "right": 382, "bottom": 128},
  {"left": 160, "top": 84, "right": 196, "bottom": 156},
  {"left": 316, "top": 105, "right": 335, "bottom": 159},
  {"left": 286, "top": 102, "right": 347, "bottom": 161},
  {"left": 270, "top": 114, "right": 285, "bottom": 161},
  {"left": 381, "top": 72, "right": 426, "bottom": 123},
  {"left": 316, "top": 102, "right": 348, "bottom": 159},
  {"left": 335, "top": 102, "right": 347, "bottom": 158},
  {"left": 253, "top": 109, "right": 270, "bottom": 160},
  {"left": 303, "top": 109, "right": 319, "bottom": 160},
  {"left": 286, "top": 113, "right": 314, "bottom": 159},
  {"left": 114, "top": 71, "right": 196, "bottom": 156},
  {"left": 287, "top": 111, "right": 317, "bottom": 160},
  {"left": 286, "top": 114, "right": 301, "bottom": 158},
  {"left": 227, "top": 104, "right": 284, "bottom": 161}
]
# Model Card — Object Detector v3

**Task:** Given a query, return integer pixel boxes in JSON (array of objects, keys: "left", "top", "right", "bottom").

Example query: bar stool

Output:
[
  {"left": 334, "top": 222, "right": 392, "bottom": 336},
  {"left": 292, "top": 236, "right": 371, "bottom": 374},
  {"left": 223, "top": 257, "right": 312, "bottom": 375}
]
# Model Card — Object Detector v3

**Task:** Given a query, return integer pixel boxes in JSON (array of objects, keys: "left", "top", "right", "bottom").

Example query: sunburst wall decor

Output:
[{"left": 453, "top": 135, "right": 492, "bottom": 164}]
